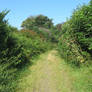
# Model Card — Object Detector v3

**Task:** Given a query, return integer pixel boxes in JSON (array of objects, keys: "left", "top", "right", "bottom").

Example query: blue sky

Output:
[{"left": 0, "top": 0, "right": 90, "bottom": 29}]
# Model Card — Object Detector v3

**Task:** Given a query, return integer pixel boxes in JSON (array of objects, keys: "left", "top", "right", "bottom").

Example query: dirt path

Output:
[{"left": 16, "top": 50, "right": 75, "bottom": 92}]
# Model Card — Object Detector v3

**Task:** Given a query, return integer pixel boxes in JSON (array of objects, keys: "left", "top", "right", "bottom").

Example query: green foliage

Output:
[
  {"left": 0, "top": 50, "right": 17, "bottom": 92},
  {"left": 50, "top": 25, "right": 63, "bottom": 43},
  {"left": 12, "top": 30, "right": 50, "bottom": 59},
  {"left": 58, "top": 23, "right": 84, "bottom": 66},
  {"left": 58, "top": 1, "right": 92, "bottom": 65},
  {"left": 0, "top": 10, "right": 9, "bottom": 50},
  {"left": 0, "top": 11, "right": 51, "bottom": 92},
  {"left": 21, "top": 14, "right": 53, "bottom": 30},
  {"left": 70, "top": 3, "right": 92, "bottom": 55},
  {"left": 8, "top": 25, "right": 18, "bottom": 32},
  {"left": 21, "top": 14, "right": 61, "bottom": 43},
  {"left": 0, "top": 11, "right": 17, "bottom": 92}
]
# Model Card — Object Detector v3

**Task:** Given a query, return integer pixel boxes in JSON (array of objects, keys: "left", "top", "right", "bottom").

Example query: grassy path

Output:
[{"left": 16, "top": 50, "right": 75, "bottom": 92}]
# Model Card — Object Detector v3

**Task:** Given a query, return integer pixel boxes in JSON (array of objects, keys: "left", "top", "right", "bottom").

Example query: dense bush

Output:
[
  {"left": 0, "top": 11, "right": 9, "bottom": 50},
  {"left": 0, "top": 50, "right": 17, "bottom": 92},
  {"left": 58, "top": 1, "right": 92, "bottom": 65},
  {"left": 58, "top": 23, "right": 84, "bottom": 66},
  {"left": 0, "top": 11, "right": 51, "bottom": 92},
  {"left": 13, "top": 30, "right": 51, "bottom": 59},
  {"left": 0, "top": 11, "right": 17, "bottom": 92},
  {"left": 69, "top": 2, "right": 92, "bottom": 55}
]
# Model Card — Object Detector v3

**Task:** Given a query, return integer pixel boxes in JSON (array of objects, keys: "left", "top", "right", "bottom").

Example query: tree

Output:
[{"left": 21, "top": 14, "right": 53, "bottom": 30}]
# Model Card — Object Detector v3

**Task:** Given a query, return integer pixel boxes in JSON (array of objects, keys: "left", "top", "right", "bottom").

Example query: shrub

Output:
[
  {"left": 58, "top": 1, "right": 92, "bottom": 65},
  {"left": 58, "top": 23, "right": 84, "bottom": 66},
  {"left": 0, "top": 11, "right": 51, "bottom": 92},
  {"left": 70, "top": 3, "right": 92, "bottom": 55}
]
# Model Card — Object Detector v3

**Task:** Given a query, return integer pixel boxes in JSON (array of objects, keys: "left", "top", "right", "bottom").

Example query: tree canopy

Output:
[{"left": 21, "top": 14, "right": 53, "bottom": 30}]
